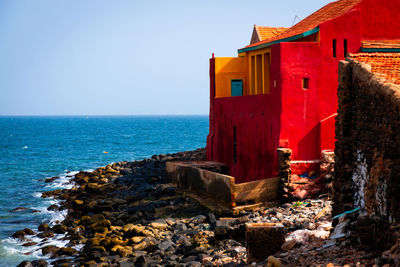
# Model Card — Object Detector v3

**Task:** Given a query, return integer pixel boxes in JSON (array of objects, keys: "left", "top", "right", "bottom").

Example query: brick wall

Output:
[{"left": 334, "top": 59, "right": 400, "bottom": 222}]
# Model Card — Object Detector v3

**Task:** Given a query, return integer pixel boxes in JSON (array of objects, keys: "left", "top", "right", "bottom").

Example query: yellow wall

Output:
[
  {"left": 215, "top": 57, "right": 246, "bottom": 98},
  {"left": 214, "top": 47, "right": 272, "bottom": 98},
  {"left": 245, "top": 47, "right": 272, "bottom": 96}
]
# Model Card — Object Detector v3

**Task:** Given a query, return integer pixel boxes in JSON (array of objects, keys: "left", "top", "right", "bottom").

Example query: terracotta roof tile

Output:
[
  {"left": 362, "top": 40, "right": 400, "bottom": 49},
  {"left": 256, "top": 26, "right": 288, "bottom": 41},
  {"left": 350, "top": 53, "right": 400, "bottom": 85},
  {"left": 243, "top": 0, "right": 361, "bottom": 50}
]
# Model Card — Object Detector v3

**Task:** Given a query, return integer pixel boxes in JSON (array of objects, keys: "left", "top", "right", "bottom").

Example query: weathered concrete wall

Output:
[{"left": 334, "top": 59, "right": 400, "bottom": 223}]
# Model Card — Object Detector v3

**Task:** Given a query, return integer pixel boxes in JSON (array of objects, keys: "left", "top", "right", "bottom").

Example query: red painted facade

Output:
[{"left": 207, "top": 0, "right": 400, "bottom": 183}]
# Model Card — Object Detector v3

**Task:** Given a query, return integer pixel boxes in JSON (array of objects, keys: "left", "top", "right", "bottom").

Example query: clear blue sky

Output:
[{"left": 0, "top": 0, "right": 332, "bottom": 115}]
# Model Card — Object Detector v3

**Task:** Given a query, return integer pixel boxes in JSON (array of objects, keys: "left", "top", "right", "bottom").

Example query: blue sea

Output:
[{"left": 0, "top": 115, "right": 208, "bottom": 266}]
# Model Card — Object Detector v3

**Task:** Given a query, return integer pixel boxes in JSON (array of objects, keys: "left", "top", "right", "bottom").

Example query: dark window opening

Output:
[
  {"left": 233, "top": 126, "right": 237, "bottom": 164},
  {"left": 344, "top": 39, "right": 348, "bottom": 57},
  {"left": 263, "top": 53, "right": 271, "bottom": 94},
  {"left": 302, "top": 78, "right": 310, "bottom": 89},
  {"left": 251, "top": 56, "right": 256, "bottom": 94},
  {"left": 333, "top": 39, "right": 337, "bottom": 58},
  {"left": 256, "top": 54, "right": 263, "bottom": 94}
]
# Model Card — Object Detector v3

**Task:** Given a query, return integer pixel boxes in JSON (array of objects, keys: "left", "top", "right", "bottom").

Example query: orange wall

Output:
[{"left": 215, "top": 57, "right": 245, "bottom": 98}]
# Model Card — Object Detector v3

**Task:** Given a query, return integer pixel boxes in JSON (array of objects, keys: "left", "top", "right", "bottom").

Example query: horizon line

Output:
[{"left": 0, "top": 114, "right": 209, "bottom": 117}]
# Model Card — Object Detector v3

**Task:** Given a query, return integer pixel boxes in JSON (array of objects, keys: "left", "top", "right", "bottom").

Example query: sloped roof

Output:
[
  {"left": 362, "top": 40, "right": 400, "bottom": 49},
  {"left": 240, "top": 0, "right": 361, "bottom": 52},
  {"left": 350, "top": 52, "right": 400, "bottom": 85},
  {"left": 256, "top": 26, "right": 288, "bottom": 41}
]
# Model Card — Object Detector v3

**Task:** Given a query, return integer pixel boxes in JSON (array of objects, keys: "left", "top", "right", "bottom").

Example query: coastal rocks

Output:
[
  {"left": 12, "top": 230, "right": 27, "bottom": 240},
  {"left": 38, "top": 231, "right": 54, "bottom": 238},
  {"left": 30, "top": 259, "right": 48, "bottom": 267},
  {"left": 52, "top": 224, "right": 67, "bottom": 234},
  {"left": 17, "top": 148, "right": 381, "bottom": 266},
  {"left": 41, "top": 189, "right": 62, "bottom": 199},
  {"left": 191, "top": 215, "right": 207, "bottom": 224},
  {"left": 157, "top": 239, "right": 174, "bottom": 252},
  {"left": 74, "top": 199, "right": 83, "bottom": 205},
  {"left": 10, "top": 207, "right": 28, "bottom": 212},
  {"left": 22, "top": 242, "right": 37, "bottom": 247},
  {"left": 38, "top": 223, "right": 50, "bottom": 232},
  {"left": 57, "top": 247, "right": 78, "bottom": 256},
  {"left": 119, "top": 168, "right": 133, "bottom": 175},
  {"left": 149, "top": 222, "right": 168, "bottom": 230},
  {"left": 12, "top": 228, "right": 36, "bottom": 240},
  {"left": 47, "top": 204, "right": 59, "bottom": 211},
  {"left": 44, "top": 176, "right": 60, "bottom": 183},
  {"left": 41, "top": 245, "right": 59, "bottom": 256},
  {"left": 16, "top": 261, "right": 34, "bottom": 267},
  {"left": 17, "top": 260, "right": 48, "bottom": 267}
]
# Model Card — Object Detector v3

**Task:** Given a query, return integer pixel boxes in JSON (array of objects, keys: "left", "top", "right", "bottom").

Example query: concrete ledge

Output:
[{"left": 166, "top": 161, "right": 280, "bottom": 210}]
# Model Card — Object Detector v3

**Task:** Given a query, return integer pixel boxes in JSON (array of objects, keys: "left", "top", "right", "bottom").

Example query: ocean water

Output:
[{"left": 0, "top": 115, "right": 208, "bottom": 266}]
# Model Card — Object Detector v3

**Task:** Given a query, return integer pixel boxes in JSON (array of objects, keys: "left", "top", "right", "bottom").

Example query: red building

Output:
[{"left": 206, "top": 0, "right": 400, "bottom": 183}]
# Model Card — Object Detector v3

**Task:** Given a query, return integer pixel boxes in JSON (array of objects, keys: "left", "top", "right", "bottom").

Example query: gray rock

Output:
[
  {"left": 17, "top": 261, "right": 33, "bottom": 267},
  {"left": 212, "top": 253, "right": 225, "bottom": 260},
  {"left": 134, "top": 255, "right": 151, "bottom": 264},
  {"left": 281, "top": 203, "right": 292, "bottom": 209},
  {"left": 208, "top": 213, "right": 216, "bottom": 224},
  {"left": 174, "top": 223, "right": 187, "bottom": 232},
  {"left": 31, "top": 259, "right": 48, "bottom": 267},
  {"left": 215, "top": 220, "right": 233, "bottom": 238},
  {"left": 196, "top": 253, "right": 208, "bottom": 261},
  {"left": 184, "top": 228, "right": 200, "bottom": 237},
  {"left": 168, "top": 254, "right": 179, "bottom": 261},
  {"left": 119, "top": 168, "right": 133, "bottom": 175},
  {"left": 165, "top": 218, "right": 176, "bottom": 225},
  {"left": 276, "top": 212, "right": 284, "bottom": 220},
  {"left": 228, "top": 246, "right": 246, "bottom": 257},
  {"left": 182, "top": 256, "right": 197, "bottom": 263},
  {"left": 174, "top": 235, "right": 192, "bottom": 247},
  {"left": 131, "top": 250, "right": 147, "bottom": 257},
  {"left": 191, "top": 215, "right": 207, "bottom": 224},
  {"left": 185, "top": 261, "right": 202, "bottom": 267},
  {"left": 158, "top": 239, "right": 174, "bottom": 252},
  {"left": 11, "top": 207, "right": 28, "bottom": 212}
]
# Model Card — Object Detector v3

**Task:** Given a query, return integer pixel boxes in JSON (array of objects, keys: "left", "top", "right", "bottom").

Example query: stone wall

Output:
[
  {"left": 278, "top": 148, "right": 333, "bottom": 201},
  {"left": 334, "top": 59, "right": 400, "bottom": 223}
]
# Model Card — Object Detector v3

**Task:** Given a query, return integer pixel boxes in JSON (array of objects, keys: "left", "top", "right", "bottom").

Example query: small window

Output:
[
  {"left": 302, "top": 78, "right": 310, "bottom": 89},
  {"left": 344, "top": 39, "right": 348, "bottom": 57},
  {"left": 233, "top": 126, "right": 237, "bottom": 164},
  {"left": 333, "top": 39, "right": 337, "bottom": 58},
  {"left": 231, "top": 80, "right": 243, "bottom": 96}
]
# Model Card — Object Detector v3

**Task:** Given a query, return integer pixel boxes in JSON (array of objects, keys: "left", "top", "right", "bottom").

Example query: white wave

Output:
[
  {"left": 30, "top": 201, "right": 57, "bottom": 215},
  {"left": 2, "top": 169, "right": 89, "bottom": 263},
  {"left": 49, "top": 210, "right": 68, "bottom": 226},
  {"left": 2, "top": 237, "right": 41, "bottom": 258},
  {"left": 3, "top": 232, "right": 73, "bottom": 260},
  {"left": 22, "top": 146, "right": 28, "bottom": 149},
  {"left": 44, "top": 178, "right": 74, "bottom": 189},
  {"left": 32, "top": 192, "right": 42, "bottom": 198},
  {"left": 44, "top": 170, "right": 79, "bottom": 190}
]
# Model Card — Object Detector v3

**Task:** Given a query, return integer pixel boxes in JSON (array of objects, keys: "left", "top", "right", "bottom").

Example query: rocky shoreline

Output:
[{"left": 13, "top": 149, "right": 382, "bottom": 266}]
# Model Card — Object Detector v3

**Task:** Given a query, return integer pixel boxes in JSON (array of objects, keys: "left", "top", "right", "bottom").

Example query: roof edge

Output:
[
  {"left": 254, "top": 25, "right": 262, "bottom": 42},
  {"left": 361, "top": 48, "right": 400, "bottom": 53},
  {"left": 238, "top": 27, "right": 320, "bottom": 53}
]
